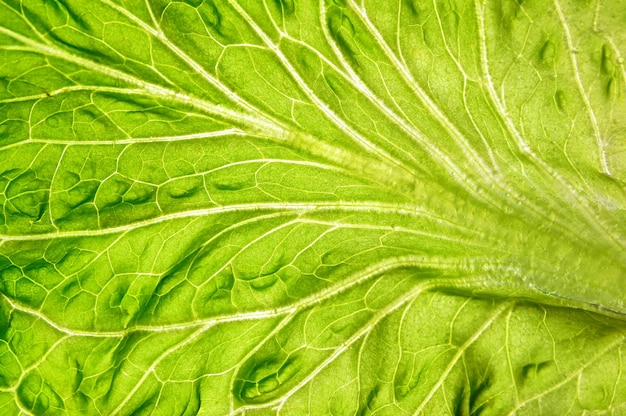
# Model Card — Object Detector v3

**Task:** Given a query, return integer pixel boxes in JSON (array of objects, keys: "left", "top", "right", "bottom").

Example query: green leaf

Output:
[{"left": 0, "top": 0, "right": 625, "bottom": 414}]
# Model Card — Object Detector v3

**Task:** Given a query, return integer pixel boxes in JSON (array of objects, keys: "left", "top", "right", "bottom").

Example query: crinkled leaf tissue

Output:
[{"left": 0, "top": 0, "right": 625, "bottom": 415}]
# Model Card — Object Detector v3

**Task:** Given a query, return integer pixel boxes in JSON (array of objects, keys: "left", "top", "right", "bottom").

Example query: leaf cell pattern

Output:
[{"left": 0, "top": 0, "right": 625, "bottom": 415}]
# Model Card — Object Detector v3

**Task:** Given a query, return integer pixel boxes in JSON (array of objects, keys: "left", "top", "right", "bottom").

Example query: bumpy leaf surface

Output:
[{"left": 0, "top": 0, "right": 625, "bottom": 414}]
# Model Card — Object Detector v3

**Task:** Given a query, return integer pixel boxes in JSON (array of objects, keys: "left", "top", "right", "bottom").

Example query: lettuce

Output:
[{"left": 0, "top": 0, "right": 625, "bottom": 414}]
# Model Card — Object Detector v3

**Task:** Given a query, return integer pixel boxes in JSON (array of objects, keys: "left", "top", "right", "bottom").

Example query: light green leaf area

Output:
[{"left": 0, "top": 0, "right": 625, "bottom": 414}]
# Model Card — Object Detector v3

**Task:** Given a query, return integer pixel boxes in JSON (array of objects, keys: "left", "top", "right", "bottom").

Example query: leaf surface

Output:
[{"left": 0, "top": 0, "right": 625, "bottom": 414}]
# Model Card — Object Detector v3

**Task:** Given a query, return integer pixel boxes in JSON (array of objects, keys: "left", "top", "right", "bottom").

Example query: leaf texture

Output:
[{"left": 0, "top": 0, "right": 625, "bottom": 414}]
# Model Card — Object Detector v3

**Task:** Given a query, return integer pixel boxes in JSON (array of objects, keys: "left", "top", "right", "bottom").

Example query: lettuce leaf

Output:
[{"left": 0, "top": 0, "right": 625, "bottom": 414}]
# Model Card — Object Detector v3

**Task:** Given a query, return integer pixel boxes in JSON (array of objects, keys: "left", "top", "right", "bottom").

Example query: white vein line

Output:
[
  {"left": 190, "top": 215, "right": 494, "bottom": 316},
  {"left": 291, "top": 218, "right": 492, "bottom": 249},
  {"left": 3, "top": 291, "right": 289, "bottom": 338},
  {"left": 504, "top": 307, "right": 521, "bottom": 406},
  {"left": 2, "top": 295, "right": 125, "bottom": 338},
  {"left": 602, "top": 37, "right": 626, "bottom": 87},
  {"left": 553, "top": 0, "right": 610, "bottom": 175},
  {"left": 0, "top": 22, "right": 417, "bottom": 192},
  {"left": 429, "top": 0, "right": 500, "bottom": 170},
  {"left": 190, "top": 220, "right": 307, "bottom": 308},
  {"left": 252, "top": 274, "right": 515, "bottom": 413},
  {"left": 0, "top": 26, "right": 286, "bottom": 140},
  {"left": 238, "top": 279, "right": 437, "bottom": 412},
  {"left": 143, "top": 0, "right": 162, "bottom": 29},
  {"left": 473, "top": 0, "right": 626, "bottom": 260},
  {"left": 108, "top": 325, "right": 209, "bottom": 416},
  {"left": 413, "top": 301, "right": 514, "bottom": 415},
  {"left": 285, "top": 31, "right": 420, "bottom": 167},
  {"left": 317, "top": 2, "right": 486, "bottom": 192},
  {"left": 170, "top": 158, "right": 342, "bottom": 179},
  {"left": 238, "top": 271, "right": 522, "bottom": 412},
  {"left": 346, "top": 0, "right": 497, "bottom": 183},
  {"left": 225, "top": 0, "right": 416, "bottom": 180},
  {"left": 0, "top": 86, "right": 148, "bottom": 104},
  {"left": 14, "top": 397, "right": 36, "bottom": 416},
  {"left": 5, "top": 129, "right": 245, "bottom": 148},
  {"left": 135, "top": 212, "right": 296, "bottom": 315},
  {"left": 0, "top": 203, "right": 300, "bottom": 241},
  {"left": 99, "top": 0, "right": 286, "bottom": 129},
  {"left": 179, "top": 215, "right": 510, "bottom": 320},
  {"left": 393, "top": 297, "right": 415, "bottom": 405},
  {"left": 340, "top": 1, "right": 549, "bottom": 221},
  {"left": 3, "top": 256, "right": 510, "bottom": 339},
  {"left": 386, "top": 3, "right": 527, "bottom": 226},
  {"left": 152, "top": 158, "right": 346, "bottom": 197},
  {"left": 431, "top": 0, "right": 477, "bottom": 82},
  {"left": 1, "top": 335, "right": 70, "bottom": 393},
  {"left": 47, "top": 145, "right": 67, "bottom": 232},
  {"left": 42, "top": 240, "right": 129, "bottom": 309},
  {"left": 592, "top": 0, "right": 602, "bottom": 32},
  {"left": 505, "top": 333, "right": 626, "bottom": 415},
  {"left": 2, "top": 0, "right": 54, "bottom": 48},
  {"left": 228, "top": 313, "right": 296, "bottom": 414},
  {"left": 0, "top": 201, "right": 476, "bottom": 241}
]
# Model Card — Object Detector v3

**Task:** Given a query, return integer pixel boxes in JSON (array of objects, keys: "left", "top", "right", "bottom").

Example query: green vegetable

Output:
[{"left": 1, "top": 0, "right": 625, "bottom": 414}]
